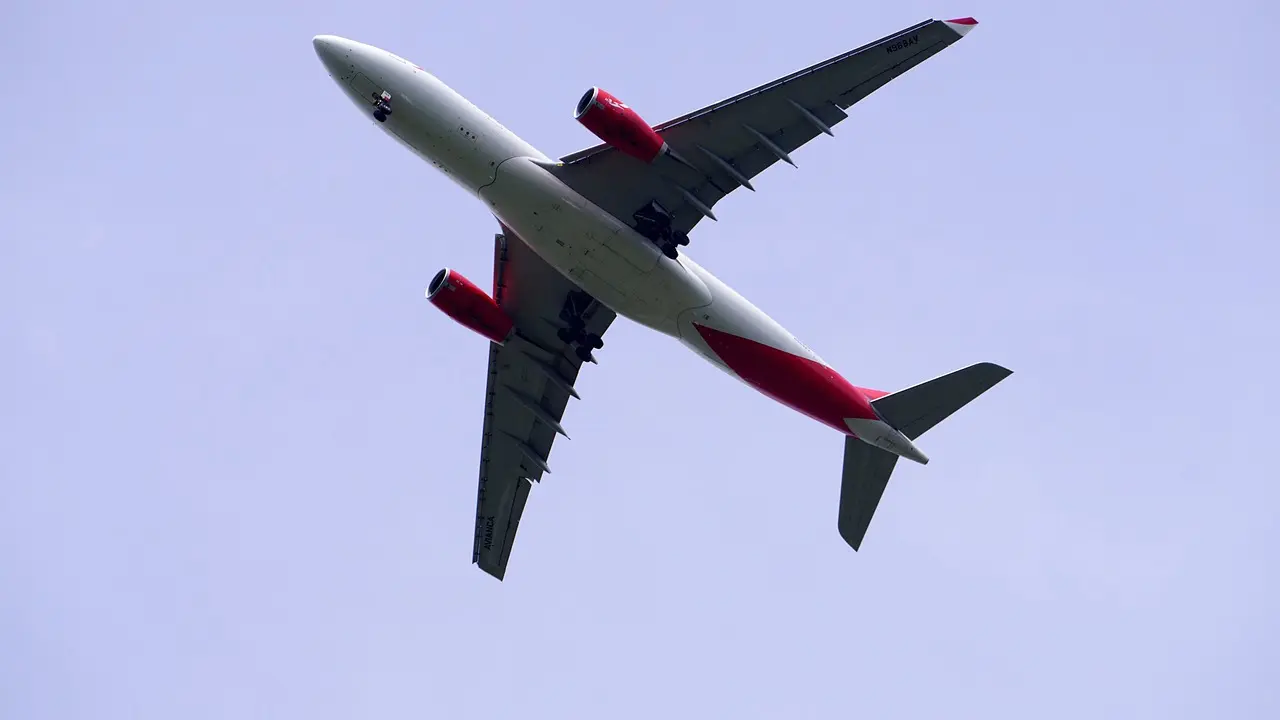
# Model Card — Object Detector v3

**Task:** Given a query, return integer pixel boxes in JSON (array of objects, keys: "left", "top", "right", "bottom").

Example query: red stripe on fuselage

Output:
[
  {"left": 855, "top": 386, "right": 890, "bottom": 401},
  {"left": 693, "top": 324, "right": 878, "bottom": 434}
]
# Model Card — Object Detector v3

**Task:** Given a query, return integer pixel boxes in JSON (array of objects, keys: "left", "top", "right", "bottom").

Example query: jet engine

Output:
[
  {"left": 573, "top": 87, "right": 667, "bottom": 163},
  {"left": 426, "top": 268, "right": 515, "bottom": 344}
]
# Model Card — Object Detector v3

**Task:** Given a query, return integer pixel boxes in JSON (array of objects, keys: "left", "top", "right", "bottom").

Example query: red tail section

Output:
[
  {"left": 693, "top": 324, "right": 878, "bottom": 434},
  {"left": 853, "top": 385, "right": 890, "bottom": 401}
]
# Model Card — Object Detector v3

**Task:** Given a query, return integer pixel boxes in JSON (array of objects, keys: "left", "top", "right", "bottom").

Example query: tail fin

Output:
[{"left": 837, "top": 362, "right": 1012, "bottom": 551}]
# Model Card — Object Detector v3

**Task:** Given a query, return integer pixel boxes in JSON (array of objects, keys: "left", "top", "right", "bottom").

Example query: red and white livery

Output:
[{"left": 314, "top": 16, "right": 1009, "bottom": 580}]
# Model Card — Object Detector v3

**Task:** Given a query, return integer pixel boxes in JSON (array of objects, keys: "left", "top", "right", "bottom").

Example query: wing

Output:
[
  {"left": 472, "top": 230, "right": 615, "bottom": 580},
  {"left": 550, "top": 18, "right": 978, "bottom": 236}
]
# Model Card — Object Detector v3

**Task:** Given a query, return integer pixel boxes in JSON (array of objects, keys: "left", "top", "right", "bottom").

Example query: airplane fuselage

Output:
[{"left": 313, "top": 36, "right": 928, "bottom": 462}]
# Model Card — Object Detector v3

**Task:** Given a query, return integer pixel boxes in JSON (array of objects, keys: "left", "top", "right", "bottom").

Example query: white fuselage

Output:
[
  {"left": 313, "top": 39, "right": 808, "bottom": 367},
  {"left": 312, "top": 35, "right": 929, "bottom": 460}
]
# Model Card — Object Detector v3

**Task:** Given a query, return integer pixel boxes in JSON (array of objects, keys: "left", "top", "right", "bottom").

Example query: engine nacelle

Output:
[
  {"left": 574, "top": 87, "right": 667, "bottom": 163},
  {"left": 426, "top": 268, "right": 515, "bottom": 345}
]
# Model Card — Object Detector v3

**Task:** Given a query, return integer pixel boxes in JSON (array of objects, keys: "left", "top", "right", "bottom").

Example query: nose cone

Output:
[{"left": 312, "top": 35, "right": 346, "bottom": 72}]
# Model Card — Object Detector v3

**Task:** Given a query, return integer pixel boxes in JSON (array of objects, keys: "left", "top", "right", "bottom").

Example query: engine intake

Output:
[
  {"left": 426, "top": 268, "right": 515, "bottom": 344},
  {"left": 574, "top": 87, "right": 667, "bottom": 163}
]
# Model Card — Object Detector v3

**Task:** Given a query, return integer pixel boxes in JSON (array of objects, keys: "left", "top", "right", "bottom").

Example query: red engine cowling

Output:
[
  {"left": 574, "top": 87, "right": 667, "bottom": 163},
  {"left": 426, "top": 268, "right": 514, "bottom": 344}
]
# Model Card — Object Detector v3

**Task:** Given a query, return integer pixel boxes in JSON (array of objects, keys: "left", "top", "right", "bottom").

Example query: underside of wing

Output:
[
  {"left": 472, "top": 230, "right": 614, "bottom": 580},
  {"left": 551, "top": 18, "right": 978, "bottom": 237}
]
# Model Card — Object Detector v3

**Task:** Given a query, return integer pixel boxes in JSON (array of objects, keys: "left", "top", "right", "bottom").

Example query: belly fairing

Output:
[{"left": 479, "top": 157, "right": 712, "bottom": 333}]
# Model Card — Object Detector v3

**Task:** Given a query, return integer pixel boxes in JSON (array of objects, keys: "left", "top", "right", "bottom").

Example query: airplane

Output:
[{"left": 313, "top": 17, "right": 1011, "bottom": 580}]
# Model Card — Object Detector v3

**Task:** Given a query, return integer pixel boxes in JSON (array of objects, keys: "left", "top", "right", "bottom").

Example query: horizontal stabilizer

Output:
[
  {"left": 871, "top": 362, "right": 1012, "bottom": 441},
  {"left": 837, "top": 438, "right": 899, "bottom": 551}
]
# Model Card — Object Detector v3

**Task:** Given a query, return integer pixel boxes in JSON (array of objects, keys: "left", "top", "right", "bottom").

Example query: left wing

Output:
[
  {"left": 472, "top": 231, "right": 615, "bottom": 580},
  {"left": 550, "top": 18, "right": 978, "bottom": 237}
]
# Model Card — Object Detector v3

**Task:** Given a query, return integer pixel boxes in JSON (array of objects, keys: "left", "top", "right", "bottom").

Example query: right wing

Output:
[
  {"left": 550, "top": 18, "right": 979, "bottom": 237},
  {"left": 472, "top": 230, "right": 615, "bottom": 580}
]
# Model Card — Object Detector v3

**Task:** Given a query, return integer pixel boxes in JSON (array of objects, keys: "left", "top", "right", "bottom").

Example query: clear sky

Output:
[{"left": 3, "top": 0, "right": 1277, "bottom": 717}]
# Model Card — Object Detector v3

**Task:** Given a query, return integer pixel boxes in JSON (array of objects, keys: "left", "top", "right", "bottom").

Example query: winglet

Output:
[{"left": 943, "top": 17, "right": 979, "bottom": 37}]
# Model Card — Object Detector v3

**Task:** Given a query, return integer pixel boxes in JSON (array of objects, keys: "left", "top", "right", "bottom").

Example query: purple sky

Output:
[{"left": 3, "top": 0, "right": 1277, "bottom": 717}]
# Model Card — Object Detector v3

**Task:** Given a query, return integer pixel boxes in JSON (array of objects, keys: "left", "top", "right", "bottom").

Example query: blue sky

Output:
[{"left": 3, "top": 0, "right": 1277, "bottom": 717}]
